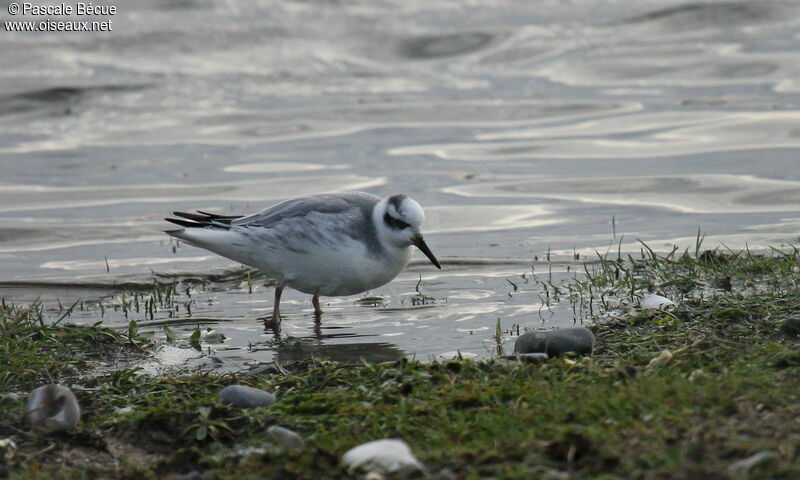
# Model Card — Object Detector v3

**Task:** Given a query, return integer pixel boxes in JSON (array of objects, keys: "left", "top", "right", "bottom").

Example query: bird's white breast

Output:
[{"left": 278, "top": 239, "right": 412, "bottom": 296}]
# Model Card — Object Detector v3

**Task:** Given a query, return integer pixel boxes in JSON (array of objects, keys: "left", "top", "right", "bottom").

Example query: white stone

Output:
[
  {"left": 0, "top": 438, "right": 18, "bottom": 461},
  {"left": 640, "top": 294, "right": 675, "bottom": 310},
  {"left": 342, "top": 439, "right": 424, "bottom": 475},
  {"left": 25, "top": 384, "right": 81, "bottom": 433}
]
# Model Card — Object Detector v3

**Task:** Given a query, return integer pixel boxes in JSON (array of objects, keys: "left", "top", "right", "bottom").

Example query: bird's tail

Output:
[
  {"left": 164, "top": 210, "right": 242, "bottom": 230},
  {"left": 164, "top": 210, "right": 245, "bottom": 251}
]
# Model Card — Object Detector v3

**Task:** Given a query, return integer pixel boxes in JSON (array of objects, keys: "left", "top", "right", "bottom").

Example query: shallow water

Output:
[{"left": 2, "top": 0, "right": 800, "bottom": 369}]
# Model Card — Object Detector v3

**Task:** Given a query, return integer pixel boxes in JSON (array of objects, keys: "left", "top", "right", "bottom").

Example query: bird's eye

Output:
[{"left": 384, "top": 212, "right": 410, "bottom": 230}]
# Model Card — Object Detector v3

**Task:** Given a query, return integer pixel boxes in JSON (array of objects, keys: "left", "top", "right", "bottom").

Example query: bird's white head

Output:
[{"left": 375, "top": 194, "right": 441, "bottom": 269}]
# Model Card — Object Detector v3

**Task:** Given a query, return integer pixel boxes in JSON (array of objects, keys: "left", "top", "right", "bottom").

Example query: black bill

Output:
[{"left": 413, "top": 235, "right": 441, "bottom": 269}]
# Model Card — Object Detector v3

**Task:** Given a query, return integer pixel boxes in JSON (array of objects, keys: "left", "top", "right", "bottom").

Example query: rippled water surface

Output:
[{"left": 2, "top": 0, "right": 800, "bottom": 369}]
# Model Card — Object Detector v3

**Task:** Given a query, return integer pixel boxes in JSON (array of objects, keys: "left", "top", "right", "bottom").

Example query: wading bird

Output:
[{"left": 165, "top": 192, "right": 440, "bottom": 323}]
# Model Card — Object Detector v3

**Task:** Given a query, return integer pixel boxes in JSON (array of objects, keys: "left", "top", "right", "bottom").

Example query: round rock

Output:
[
  {"left": 514, "top": 327, "right": 595, "bottom": 357},
  {"left": 219, "top": 385, "right": 276, "bottom": 408},
  {"left": 267, "top": 425, "right": 305, "bottom": 452},
  {"left": 782, "top": 317, "right": 800, "bottom": 337},
  {"left": 24, "top": 384, "right": 81, "bottom": 433}
]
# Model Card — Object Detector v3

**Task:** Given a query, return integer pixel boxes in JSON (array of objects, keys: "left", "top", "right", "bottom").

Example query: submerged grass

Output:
[{"left": 2, "top": 246, "right": 800, "bottom": 479}]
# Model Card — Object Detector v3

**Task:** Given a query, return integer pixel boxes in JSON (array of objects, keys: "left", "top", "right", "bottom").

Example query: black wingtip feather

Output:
[
  {"left": 196, "top": 210, "right": 241, "bottom": 220},
  {"left": 164, "top": 217, "right": 201, "bottom": 228},
  {"left": 173, "top": 211, "right": 212, "bottom": 222},
  {"left": 165, "top": 209, "right": 244, "bottom": 230},
  {"left": 168, "top": 210, "right": 242, "bottom": 228}
]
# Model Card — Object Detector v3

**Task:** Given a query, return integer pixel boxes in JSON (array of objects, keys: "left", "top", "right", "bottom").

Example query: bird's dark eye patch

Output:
[{"left": 384, "top": 212, "right": 410, "bottom": 230}]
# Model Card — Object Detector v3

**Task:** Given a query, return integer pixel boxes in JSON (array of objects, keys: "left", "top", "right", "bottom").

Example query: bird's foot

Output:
[
  {"left": 262, "top": 315, "right": 280, "bottom": 328},
  {"left": 267, "top": 307, "right": 281, "bottom": 326}
]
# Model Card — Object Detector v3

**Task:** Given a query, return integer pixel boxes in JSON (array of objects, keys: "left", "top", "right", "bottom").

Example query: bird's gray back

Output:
[{"left": 233, "top": 192, "right": 383, "bottom": 256}]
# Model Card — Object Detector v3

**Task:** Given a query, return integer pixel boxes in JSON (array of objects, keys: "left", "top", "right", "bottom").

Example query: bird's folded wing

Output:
[{"left": 232, "top": 192, "right": 379, "bottom": 228}]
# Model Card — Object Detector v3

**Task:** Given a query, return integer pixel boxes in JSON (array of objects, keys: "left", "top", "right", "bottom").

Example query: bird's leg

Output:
[
  {"left": 271, "top": 283, "right": 284, "bottom": 324},
  {"left": 312, "top": 294, "right": 324, "bottom": 316}
]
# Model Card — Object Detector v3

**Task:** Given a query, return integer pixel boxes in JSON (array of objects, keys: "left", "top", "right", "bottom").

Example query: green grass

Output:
[
  {"left": 2, "top": 246, "right": 800, "bottom": 479},
  {"left": 0, "top": 302, "right": 149, "bottom": 393}
]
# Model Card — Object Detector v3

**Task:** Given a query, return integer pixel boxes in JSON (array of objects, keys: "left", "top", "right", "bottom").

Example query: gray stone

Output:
[
  {"left": 24, "top": 384, "right": 81, "bottom": 433},
  {"left": 514, "top": 327, "right": 595, "bottom": 357},
  {"left": 219, "top": 385, "right": 276, "bottom": 408},
  {"left": 0, "top": 392, "right": 20, "bottom": 403},
  {"left": 782, "top": 317, "right": 800, "bottom": 336},
  {"left": 267, "top": 425, "right": 305, "bottom": 451}
]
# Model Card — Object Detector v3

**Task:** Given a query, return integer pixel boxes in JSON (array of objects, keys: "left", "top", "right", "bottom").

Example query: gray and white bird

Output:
[{"left": 165, "top": 192, "right": 440, "bottom": 322}]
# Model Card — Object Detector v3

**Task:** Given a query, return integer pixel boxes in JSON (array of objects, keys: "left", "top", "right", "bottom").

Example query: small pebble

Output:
[
  {"left": 342, "top": 439, "right": 424, "bottom": 475},
  {"left": 640, "top": 294, "right": 675, "bottom": 310},
  {"left": 687, "top": 369, "right": 705, "bottom": 383},
  {"left": 219, "top": 385, "right": 276, "bottom": 408},
  {"left": 514, "top": 327, "right": 595, "bottom": 357},
  {"left": 267, "top": 425, "right": 305, "bottom": 452},
  {"left": 0, "top": 438, "right": 18, "bottom": 461},
  {"left": 781, "top": 316, "right": 800, "bottom": 336},
  {"left": 646, "top": 350, "right": 673, "bottom": 371},
  {"left": 0, "top": 392, "right": 20, "bottom": 404},
  {"left": 24, "top": 384, "right": 81, "bottom": 433}
]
